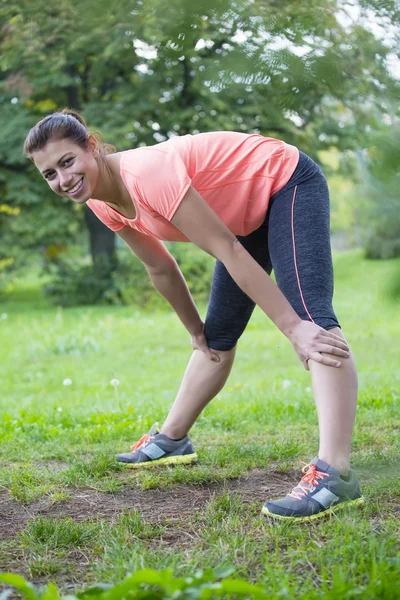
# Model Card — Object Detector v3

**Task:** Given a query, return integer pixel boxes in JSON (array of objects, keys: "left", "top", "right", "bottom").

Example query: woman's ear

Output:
[{"left": 88, "top": 135, "right": 100, "bottom": 159}]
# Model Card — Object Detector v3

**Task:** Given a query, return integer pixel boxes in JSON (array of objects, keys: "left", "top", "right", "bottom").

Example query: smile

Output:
[{"left": 66, "top": 177, "right": 84, "bottom": 195}]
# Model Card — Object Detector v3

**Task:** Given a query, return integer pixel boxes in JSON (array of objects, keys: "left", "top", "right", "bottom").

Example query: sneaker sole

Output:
[
  {"left": 121, "top": 453, "right": 198, "bottom": 469},
  {"left": 261, "top": 496, "right": 365, "bottom": 522}
]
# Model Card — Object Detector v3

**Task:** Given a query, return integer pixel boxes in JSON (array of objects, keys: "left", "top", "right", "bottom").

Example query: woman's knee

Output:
[{"left": 207, "top": 344, "right": 237, "bottom": 361}]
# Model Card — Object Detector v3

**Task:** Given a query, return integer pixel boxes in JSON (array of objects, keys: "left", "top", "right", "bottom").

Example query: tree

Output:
[{"left": 0, "top": 0, "right": 398, "bottom": 302}]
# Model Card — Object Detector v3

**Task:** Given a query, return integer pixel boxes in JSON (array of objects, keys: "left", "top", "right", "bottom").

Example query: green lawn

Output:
[{"left": 0, "top": 251, "right": 399, "bottom": 598}]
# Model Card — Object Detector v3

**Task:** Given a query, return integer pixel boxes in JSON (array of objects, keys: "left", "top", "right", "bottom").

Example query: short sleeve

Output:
[
  {"left": 133, "top": 148, "right": 192, "bottom": 221},
  {"left": 86, "top": 199, "right": 126, "bottom": 232}
]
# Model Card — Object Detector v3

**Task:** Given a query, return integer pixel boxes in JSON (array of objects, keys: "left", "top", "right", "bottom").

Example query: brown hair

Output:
[{"left": 23, "top": 108, "right": 116, "bottom": 160}]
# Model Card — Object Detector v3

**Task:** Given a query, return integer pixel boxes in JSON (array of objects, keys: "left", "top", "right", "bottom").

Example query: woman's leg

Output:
[
  {"left": 268, "top": 153, "right": 358, "bottom": 475},
  {"left": 160, "top": 346, "right": 236, "bottom": 439},
  {"left": 261, "top": 154, "right": 362, "bottom": 520},
  {"left": 161, "top": 220, "right": 272, "bottom": 439},
  {"left": 309, "top": 328, "right": 358, "bottom": 475}
]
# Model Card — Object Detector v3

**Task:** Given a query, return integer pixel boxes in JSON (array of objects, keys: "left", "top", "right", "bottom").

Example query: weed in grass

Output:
[
  {"left": 4, "top": 465, "right": 56, "bottom": 504},
  {"left": 87, "top": 477, "right": 124, "bottom": 493},
  {"left": 92, "top": 542, "right": 147, "bottom": 582},
  {"left": 115, "top": 510, "right": 165, "bottom": 540},
  {"left": 47, "top": 489, "right": 71, "bottom": 504},
  {"left": 135, "top": 463, "right": 244, "bottom": 489},
  {"left": 61, "top": 453, "right": 122, "bottom": 486},
  {"left": 20, "top": 516, "right": 104, "bottom": 553},
  {"left": 204, "top": 491, "right": 246, "bottom": 526},
  {"left": 0, "top": 540, "right": 23, "bottom": 573},
  {"left": 27, "top": 554, "right": 64, "bottom": 578}
]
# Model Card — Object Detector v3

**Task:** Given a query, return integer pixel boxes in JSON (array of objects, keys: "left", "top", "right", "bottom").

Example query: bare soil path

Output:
[{"left": 0, "top": 468, "right": 296, "bottom": 541}]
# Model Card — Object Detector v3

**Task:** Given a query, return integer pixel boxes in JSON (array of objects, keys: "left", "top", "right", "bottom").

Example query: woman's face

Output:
[{"left": 32, "top": 137, "right": 100, "bottom": 204}]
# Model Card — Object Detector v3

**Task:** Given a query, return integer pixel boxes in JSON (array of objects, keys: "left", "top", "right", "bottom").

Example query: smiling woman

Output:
[
  {"left": 23, "top": 108, "right": 364, "bottom": 523},
  {"left": 23, "top": 110, "right": 130, "bottom": 211}
]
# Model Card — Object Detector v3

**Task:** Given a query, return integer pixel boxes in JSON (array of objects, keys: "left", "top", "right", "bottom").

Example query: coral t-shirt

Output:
[{"left": 87, "top": 132, "right": 299, "bottom": 242}]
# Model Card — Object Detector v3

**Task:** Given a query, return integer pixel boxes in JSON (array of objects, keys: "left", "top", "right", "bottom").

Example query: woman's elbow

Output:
[{"left": 216, "top": 238, "right": 247, "bottom": 270}]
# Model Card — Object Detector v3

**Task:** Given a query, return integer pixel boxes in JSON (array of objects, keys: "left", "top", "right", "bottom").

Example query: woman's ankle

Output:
[
  {"left": 318, "top": 452, "right": 350, "bottom": 475},
  {"left": 160, "top": 424, "right": 189, "bottom": 440}
]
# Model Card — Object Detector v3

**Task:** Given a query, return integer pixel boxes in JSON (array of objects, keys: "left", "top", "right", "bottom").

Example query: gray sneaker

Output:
[
  {"left": 116, "top": 423, "right": 198, "bottom": 469},
  {"left": 262, "top": 457, "right": 364, "bottom": 521}
]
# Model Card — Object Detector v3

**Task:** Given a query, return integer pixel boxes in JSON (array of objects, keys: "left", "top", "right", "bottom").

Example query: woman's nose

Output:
[{"left": 59, "top": 173, "right": 73, "bottom": 190}]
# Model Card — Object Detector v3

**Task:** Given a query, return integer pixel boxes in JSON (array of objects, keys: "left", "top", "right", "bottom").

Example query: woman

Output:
[{"left": 24, "top": 109, "right": 364, "bottom": 521}]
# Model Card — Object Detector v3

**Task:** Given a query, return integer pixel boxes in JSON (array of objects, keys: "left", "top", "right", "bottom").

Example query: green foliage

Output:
[
  {"left": 168, "top": 243, "right": 214, "bottom": 299},
  {"left": 42, "top": 255, "right": 121, "bottom": 307},
  {"left": 0, "top": 0, "right": 399, "bottom": 293},
  {"left": 363, "top": 217, "right": 400, "bottom": 260},
  {"left": 42, "top": 243, "right": 214, "bottom": 307},
  {"left": 0, "top": 568, "right": 268, "bottom": 599},
  {"left": 110, "top": 250, "right": 164, "bottom": 308},
  {"left": 6, "top": 465, "right": 54, "bottom": 503},
  {"left": 20, "top": 516, "right": 102, "bottom": 552},
  {"left": 0, "top": 198, "right": 22, "bottom": 297},
  {"left": 357, "top": 122, "right": 400, "bottom": 260}
]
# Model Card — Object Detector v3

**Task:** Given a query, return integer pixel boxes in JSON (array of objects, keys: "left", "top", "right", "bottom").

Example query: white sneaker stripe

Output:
[
  {"left": 141, "top": 443, "right": 166, "bottom": 460},
  {"left": 312, "top": 487, "right": 339, "bottom": 508}
]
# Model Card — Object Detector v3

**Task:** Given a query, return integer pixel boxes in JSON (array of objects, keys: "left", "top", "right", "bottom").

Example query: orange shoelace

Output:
[
  {"left": 130, "top": 434, "right": 154, "bottom": 452},
  {"left": 288, "top": 462, "right": 329, "bottom": 500}
]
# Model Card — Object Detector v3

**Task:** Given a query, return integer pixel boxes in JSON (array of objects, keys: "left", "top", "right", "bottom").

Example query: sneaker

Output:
[
  {"left": 262, "top": 457, "right": 364, "bottom": 522},
  {"left": 116, "top": 423, "right": 198, "bottom": 469}
]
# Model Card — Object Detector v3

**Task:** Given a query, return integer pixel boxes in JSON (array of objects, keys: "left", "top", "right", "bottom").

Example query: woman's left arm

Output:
[{"left": 171, "top": 186, "right": 350, "bottom": 369}]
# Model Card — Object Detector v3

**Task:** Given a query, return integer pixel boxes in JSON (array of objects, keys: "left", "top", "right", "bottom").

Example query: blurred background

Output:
[{"left": 0, "top": 0, "right": 399, "bottom": 308}]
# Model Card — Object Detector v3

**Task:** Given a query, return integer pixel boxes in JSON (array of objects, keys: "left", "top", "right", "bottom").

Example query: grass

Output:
[{"left": 0, "top": 250, "right": 399, "bottom": 598}]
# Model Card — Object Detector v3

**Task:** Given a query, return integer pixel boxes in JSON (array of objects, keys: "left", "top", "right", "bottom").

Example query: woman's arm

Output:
[
  {"left": 117, "top": 227, "right": 218, "bottom": 360},
  {"left": 171, "top": 187, "right": 350, "bottom": 369}
]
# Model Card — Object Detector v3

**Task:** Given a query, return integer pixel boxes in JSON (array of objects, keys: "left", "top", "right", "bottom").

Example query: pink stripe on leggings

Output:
[{"left": 291, "top": 185, "right": 315, "bottom": 323}]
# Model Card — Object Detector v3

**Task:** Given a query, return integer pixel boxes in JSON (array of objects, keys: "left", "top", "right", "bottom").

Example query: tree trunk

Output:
[{"left": 84, "top": 205, "right": 116, "bottom": 268}]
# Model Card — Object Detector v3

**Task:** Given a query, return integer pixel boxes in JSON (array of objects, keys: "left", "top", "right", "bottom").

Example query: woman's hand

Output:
[
  {"left": 191, "top": 323, "right": 220, "bottom": 362},
  {"left": 288, "top": 321, "right": 350, "bottom": 370}
]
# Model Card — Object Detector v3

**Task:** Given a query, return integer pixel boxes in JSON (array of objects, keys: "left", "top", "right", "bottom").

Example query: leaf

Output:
[
  {"left": 76, "top": 583, "right": 114, "bottom": 598},
  {"left": 41, "top": 583, "right": 65, "bottom": 600},
  {"left": 212, "top": 566, "right": 235, "bottom": 579},
  {"left": 218, "top": 578, "right": 267, "bottom": 597},
  {"left": 0, "top": 574, "right": 38, "bottom": 600},
  {"left": 100, "top": 569, "right": 171, "bottom": 599}
]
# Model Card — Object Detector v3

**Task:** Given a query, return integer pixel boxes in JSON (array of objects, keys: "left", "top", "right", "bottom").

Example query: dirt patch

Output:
[{"left": 0, "top": 468, "right": 295, "bottom": 540}]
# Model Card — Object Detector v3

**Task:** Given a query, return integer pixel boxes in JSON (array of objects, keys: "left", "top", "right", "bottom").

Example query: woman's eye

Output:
[
  {"left": 65, "top": 158, "right": 73, "bottom": 166},
  {"left": 45, "top": 172, "right": 55, "bottom": 180}
]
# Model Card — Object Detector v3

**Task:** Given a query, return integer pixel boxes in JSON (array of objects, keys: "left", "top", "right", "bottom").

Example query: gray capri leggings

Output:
[{"left": 204, "top": 151, "right": 340, "bottom": 351}]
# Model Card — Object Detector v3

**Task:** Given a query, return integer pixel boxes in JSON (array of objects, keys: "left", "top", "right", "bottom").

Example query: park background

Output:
[{"left": 0, "top": 0, "right": 399, "bottom": 598}]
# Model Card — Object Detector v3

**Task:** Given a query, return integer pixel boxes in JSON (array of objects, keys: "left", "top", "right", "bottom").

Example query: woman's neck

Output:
[
  {"left": 91, "top": 154, "right": 121, "bottom": 203},
  {"left": 90, "top": 153, "right": 134, "bottom": 216}
]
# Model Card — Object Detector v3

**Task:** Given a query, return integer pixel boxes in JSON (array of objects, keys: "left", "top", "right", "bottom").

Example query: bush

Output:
[
  {"left": 168, "top": 243, "right": 215, "bottom": 299},
  {"left": 362, "top": 197, "right": 400, "bottom": 260},
  {"left": 42, "top": 255, "right": 122, "bottom": 307},
  {"left": 41, "top": 243, "right": 215, "bottom": 308},
  {"left": 0, "top": 203, "right": 21, "bottom": 300},
  {"left": 364, "top": 219, "right": 400, "bottom": 260},
  {"left": 358, "top": 123, "right": 400, "bottom": 260}
]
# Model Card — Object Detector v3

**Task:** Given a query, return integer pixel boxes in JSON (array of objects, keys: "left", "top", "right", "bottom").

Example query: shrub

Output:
[
  {"left": 42, "top": 255, "right": 122, "bottom": 307},
  {"left": 363, "top": 207, "right": 400, "bottom": 260},
  {"left": 41, "top": 243, "right": 214, "bottom": 308},
  {"left": 358, "top": 123, "right": 400, "bottom": 260}
]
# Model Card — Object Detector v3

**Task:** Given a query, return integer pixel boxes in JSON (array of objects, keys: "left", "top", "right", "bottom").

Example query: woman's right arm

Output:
[{"left": 117, "top": 227, "right": 206, "bottom": 341}]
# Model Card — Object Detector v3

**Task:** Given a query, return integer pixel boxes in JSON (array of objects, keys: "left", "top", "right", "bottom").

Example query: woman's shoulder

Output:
[{"left": 119, "top": 140, "right": 188, "bottom": 179}]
